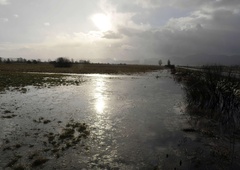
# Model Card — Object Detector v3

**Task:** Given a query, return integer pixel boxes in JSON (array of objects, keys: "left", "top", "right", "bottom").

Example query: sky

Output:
[{"left": 0, "top": 0, "right": 240, "bottom": 65}]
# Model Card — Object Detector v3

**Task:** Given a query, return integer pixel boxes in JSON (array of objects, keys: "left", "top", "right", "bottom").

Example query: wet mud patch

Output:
[{"left": 0, "top": 119, "right": 90, "bottom": 169}]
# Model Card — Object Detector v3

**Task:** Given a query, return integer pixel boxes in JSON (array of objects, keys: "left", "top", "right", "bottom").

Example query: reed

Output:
[{"left": 177, "top": 66, "right": 240, "bottom": 130}]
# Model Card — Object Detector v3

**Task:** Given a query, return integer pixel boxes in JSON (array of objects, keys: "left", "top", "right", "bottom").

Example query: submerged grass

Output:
[
  {"left": 0, "top": 71, "right": 84, "bottom": 92},
  {"left": 3, "top": 119, "right": 90, "bottom": 169},
  {"left": 0, "top": 63, "right": 161, "bottom": 92}
]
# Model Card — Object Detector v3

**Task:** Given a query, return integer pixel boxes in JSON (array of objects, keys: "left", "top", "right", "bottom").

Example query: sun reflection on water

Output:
[{"left": 94, "top": 77, "right": 106, "bottom": 114}]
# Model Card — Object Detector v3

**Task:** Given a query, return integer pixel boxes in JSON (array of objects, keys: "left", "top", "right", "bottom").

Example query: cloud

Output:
[
  {"left": 0, "top": 0, "right": 9, "bottom": 5},
  {"left": 13, "top": 14, "right": 19, "bottom": 18},
  {"left": 102, "top": 31, "right": 123, "bottom": 39},
  {"left": 0, "top": 0, "right": 239, "bottom": 65},
  {"left": 0, "top": 18, "right": 8, "bottom": 22},
  {"left": 120, "top": 44, "right": 135, "bottom": 50},
  {"left": 100, "top": 0, "right": 151, "bottom": 32},
  {"left": 44, "top": 22, "right": 50, "bottom": 26},
  {"left": 134, "top": 0, "right": 221, "bottom": 9},
  {"left": 101, "top": 0, "right": 240, "bottom": 63}
]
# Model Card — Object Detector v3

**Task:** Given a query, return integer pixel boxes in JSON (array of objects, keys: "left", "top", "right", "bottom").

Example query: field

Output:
[
  {"left": 1, "top": 64, "right": 240, "bottom": 169},
  {"left": 0, "top": 70, "right": 192, "bottom": 169},
  {"left": 0, "top": 63, "right": 161, "bottom": 74},
  {"left": 0, "top": 63, "right": 162, "bottom": 92}
]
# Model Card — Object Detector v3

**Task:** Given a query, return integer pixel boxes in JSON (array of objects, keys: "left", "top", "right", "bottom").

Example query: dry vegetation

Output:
[
  {"left": 0, "top": 63, "right": 161, "bottom": 74},
  {"left": 175, "top": 66, "right": 240, "bottom": 141}
]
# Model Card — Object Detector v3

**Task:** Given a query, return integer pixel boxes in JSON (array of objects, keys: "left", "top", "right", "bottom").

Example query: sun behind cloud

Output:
[{"left": 91, "top": 13, "right": 112, "bottom": 32}]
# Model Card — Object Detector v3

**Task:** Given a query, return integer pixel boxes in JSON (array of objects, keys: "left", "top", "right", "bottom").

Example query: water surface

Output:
[{"left": 0, "top": 70, "right": 193, "bottom": 169}]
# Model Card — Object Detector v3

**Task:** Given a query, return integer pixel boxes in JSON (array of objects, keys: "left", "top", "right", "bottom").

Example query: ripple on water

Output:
[{"left": 0, "top": 71, "right": 192, "bottom": 169}]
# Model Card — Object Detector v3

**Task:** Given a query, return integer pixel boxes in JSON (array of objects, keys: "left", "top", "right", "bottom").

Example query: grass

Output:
[
  {"left": 31, "top": 158, "right": 49, "bottom": 167},
  {"left": 3, "top": 119, "right": 90, "bottom": 169},
  {"left": 0, "top": 71, "right": 84, "bottom": 92},
  {"left": 175, "top": 66, "right": 240, "bottom": 167},
  {"left": 0, "top": 63, "right": 161, "bottom": 92},
  {"left": 0, "top": 63, "right": 162, "bottom": 74},
  {"left": 175, "top": 66, "right": 240, "bottom": 130}
]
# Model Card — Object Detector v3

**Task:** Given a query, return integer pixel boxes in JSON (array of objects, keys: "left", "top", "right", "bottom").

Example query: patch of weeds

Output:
[
  {"left": 59, "top": 128, "right": 75, "bottom": 140},
  {"left": 66, "top": 120, "right": 90, "bottom": 138},
  {"left": 5, "top": 139, "right": 10, "bottom": 144},
  {"left": 6, "top": 156, "right": 21, "bottom": 168},
  {"left": 2, "top": 117, "right": 90, "bottom": 167},
  {"left": 3, "top": 146, "right": 12, "bottom": 151},
  {"left": 4, "top": 110, "right": 12, "bottom": 114},
  {"left": 29, "top": 144, "right": 34, "bottom": 148},
  {"left": 43, "top": 120, "right": 90, "bottom": 157},
  {"left": 15, "top": 143, "right": 22, "bottom": 149},
  {"left": 200, "top": 129, "right": 215, "bottom": 137},
  {"left": 6, "top": 159, "right": 18, "bottom": 168},
  {"left": 210, "top": 145, "right": 232, "bottom": 160},
  {"left": 13, "top": 165, "right": 26, "bottom": 170},
  {"left": 33, "top": 117, "right": 51, "bottom": 124},
  {"left": 28, "top": 152, "right": 39, "bottom": 160},
  {"left": 20, "top": 87, "right": 27, "bottom": 93},
  {"left": 43, "top": 120, "right": 51, "bottom": 124},
  {"left": 31, "top": 157, "right": 49, "bottom": 167},
  {"left": 182, "top": 128, "right": 197, "bottom": 132},
  {"left": 0, "top": 72, "right": 85, "bottom": 92},
  {"left": 1, "top": 114, "right": 17, "bottom": 118}
]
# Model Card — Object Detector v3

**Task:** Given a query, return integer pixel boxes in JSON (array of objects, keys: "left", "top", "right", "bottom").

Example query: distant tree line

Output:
[
  {"left": 0, "top": 57, "right": 41, "bottom": 64},
  {"left": 0, "top": 57, "right": 91, "bottom": 67},
  {"left": 49, "top": 57, "right": 91, "bottom": 67}
]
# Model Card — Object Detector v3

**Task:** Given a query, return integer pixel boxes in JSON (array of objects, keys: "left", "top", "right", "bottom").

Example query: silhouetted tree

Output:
[
  {"left": 53, "top": 57, "right": 72, "bottom": 67},
  {"left": 17, "top": 58, "right": 24, "bottom": 63},
  {"left": 79, "top": 60, "right": 90, "bottom": 64},
  {"left": 6, "top": 58, "right": 11, "bottom": 63},
  {"left": 32, "top": 60, "right": 38, "bottom": 64},
  {"left": 167, "top": 59, "right": 171, "bottom": 66},
  {"left": 158, "top": 59, "right": 162, "bottom": 66}
]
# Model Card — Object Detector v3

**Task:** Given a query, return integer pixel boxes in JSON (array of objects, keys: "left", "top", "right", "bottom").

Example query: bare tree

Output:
[
  {"left": 167, "top": 59, "right": 171, "bottom": 66},
  {"left": 158, "top": 60, "right": 162, "bottom": 66}
]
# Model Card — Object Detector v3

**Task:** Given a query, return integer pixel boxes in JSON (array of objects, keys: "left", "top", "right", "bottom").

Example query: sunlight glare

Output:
[
  {"left": 91, "top": 13, "right": 112, "bottom": 32},
  {"left": 94, "top": 78, "right": 106, "bottom": 114}
]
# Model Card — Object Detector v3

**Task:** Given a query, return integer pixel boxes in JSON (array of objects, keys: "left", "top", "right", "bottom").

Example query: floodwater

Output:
[{"left": 0, "top": 70, "right": 238, "bottom": 169}]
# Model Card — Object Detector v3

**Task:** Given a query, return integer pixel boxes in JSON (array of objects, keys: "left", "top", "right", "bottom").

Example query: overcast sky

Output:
[{"left": 0, "top": 0, "right": 240, "bottom": 65}]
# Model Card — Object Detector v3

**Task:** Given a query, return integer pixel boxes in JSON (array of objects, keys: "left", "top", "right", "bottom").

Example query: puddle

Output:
[{"left": 1, "top": 70, "right": 239, "bottom": 169}]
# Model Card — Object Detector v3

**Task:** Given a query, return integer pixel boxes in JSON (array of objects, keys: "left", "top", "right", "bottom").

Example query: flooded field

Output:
[{"left": 0, "top": 70, "right": 239, "bottom": 169}]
